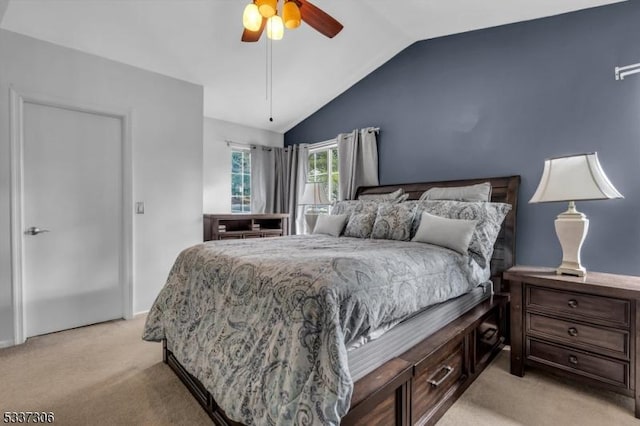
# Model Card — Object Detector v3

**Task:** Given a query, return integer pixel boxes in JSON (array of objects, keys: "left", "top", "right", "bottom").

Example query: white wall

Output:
[
  {"left": 203, "top": 117, "right": 283, "bottom": 213},
  {"left": 0, "top": 29, "right": 203, "bottom": 344},
  {"left": 0, "top": 1, "right": 8, "bottom": 24}
]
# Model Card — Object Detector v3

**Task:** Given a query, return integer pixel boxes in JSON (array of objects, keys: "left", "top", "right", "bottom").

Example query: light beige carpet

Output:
[{"left": 0, "top": 316, "right": 636, "bottom": 425}]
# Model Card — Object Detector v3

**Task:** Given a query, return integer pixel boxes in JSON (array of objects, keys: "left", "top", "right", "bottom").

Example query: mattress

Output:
[{"left": 348, "top": 281, "right": 493, "bottom": 381}]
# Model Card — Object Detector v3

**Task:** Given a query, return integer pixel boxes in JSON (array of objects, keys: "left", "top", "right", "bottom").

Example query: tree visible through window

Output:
[
  {"left": 231, "top": 149, "right": 251, "bottom": 213},
  {"left": 307, "top": 145, "right": 338, "bottom": 214}
]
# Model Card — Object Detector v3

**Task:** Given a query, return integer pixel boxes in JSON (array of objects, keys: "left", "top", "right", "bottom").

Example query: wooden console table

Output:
[{"left": 203, "top": 213, "right": 289, "bottom": 241}]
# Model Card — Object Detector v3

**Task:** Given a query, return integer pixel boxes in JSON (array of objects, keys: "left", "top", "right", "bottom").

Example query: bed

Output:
[{"left": 144, "top": 175, "right": 520, "bottom": 426}]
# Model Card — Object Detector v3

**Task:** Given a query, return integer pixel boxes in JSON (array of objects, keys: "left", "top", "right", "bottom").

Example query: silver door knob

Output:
[{"left": 25, "top": 226, "right": 50, "bottom": 236}]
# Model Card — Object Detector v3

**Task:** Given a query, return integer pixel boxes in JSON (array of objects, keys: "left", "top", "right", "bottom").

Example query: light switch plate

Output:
[{"left": 135, "top": 202, "right": 145, "bottom": 214}]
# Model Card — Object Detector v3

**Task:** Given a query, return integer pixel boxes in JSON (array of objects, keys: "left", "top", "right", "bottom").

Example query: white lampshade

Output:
[
  {"left": 529, "top": 153, "right": 623, "bottom": 203},
  {"left": 529, "top": 152, "right": 623, "bottom": 277},
  {"left": 299, "top": 182, "right": 331, "bottom": 205}
]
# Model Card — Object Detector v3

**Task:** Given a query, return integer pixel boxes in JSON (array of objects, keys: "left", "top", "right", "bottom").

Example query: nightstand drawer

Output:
[
  {"left": 527, "top": 313, "right": 629, "bottom": 359},
  {"left": 527, "top": 339, "right": 629, "bottom": 388},
  {"left": 527, "top": 286, "right": 630, "bottom": 327}
]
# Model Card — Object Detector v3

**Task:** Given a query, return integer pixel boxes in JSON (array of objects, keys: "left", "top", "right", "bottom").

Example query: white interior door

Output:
[{"left": 22, "top": 101, "right": 124, "bottom": 338}]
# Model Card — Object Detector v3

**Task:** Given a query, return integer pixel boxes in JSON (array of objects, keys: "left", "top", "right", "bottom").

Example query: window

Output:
[
  {"left": 307, "top": 143, "right": 338, "bottom": 214},
  {"left": 231, "top": 149, "right": 251, "bottom": 213}
]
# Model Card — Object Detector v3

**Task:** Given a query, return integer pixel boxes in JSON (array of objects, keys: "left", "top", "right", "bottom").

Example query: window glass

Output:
[
  {"left": 306, "top": 144, "right": 338, "bottom": 217},
  {"left": 231, "top": 149, "right": 251, "bottom": 213}
]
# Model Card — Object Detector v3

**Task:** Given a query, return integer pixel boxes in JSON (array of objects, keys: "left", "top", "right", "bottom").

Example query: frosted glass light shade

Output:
[
  {"left": 242, "top": 3, "right": 262, "bottom": 31},
  {"left": 266, "top": 15, "right": 284, "bottom": 40},
  {"left": 256, "top": 0, "right": 277, "bottom": 18},
  {"left": 299, "top": 182, "right": 331, "bottom": 205},
  {"left": 529, "top": 153, "right": 623, "bottom": 203},
  {"left": 283, "top": 1, "right": 301, "bottom": 29}
]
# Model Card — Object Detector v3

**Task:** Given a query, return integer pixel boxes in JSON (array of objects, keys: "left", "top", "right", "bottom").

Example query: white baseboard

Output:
[
  {"left": 0, "top": 339, "right": 15, "bottom": 349},
  {"left": 134, "top": 310, "right": 149, "bottom": 318}
]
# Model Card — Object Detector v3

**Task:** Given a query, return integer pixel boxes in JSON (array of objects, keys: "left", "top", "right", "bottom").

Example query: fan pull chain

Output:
[
  {"left": 269, "top": 36, "right": 273, "bottom": 122},
  {"left": 265, "top": 35, "right": 269, "bottom": 101}
]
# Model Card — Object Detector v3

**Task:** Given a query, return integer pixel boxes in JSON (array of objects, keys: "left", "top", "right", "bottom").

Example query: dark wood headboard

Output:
[{"left": 356, "top": 175, "right": 520, "bottom": 293}]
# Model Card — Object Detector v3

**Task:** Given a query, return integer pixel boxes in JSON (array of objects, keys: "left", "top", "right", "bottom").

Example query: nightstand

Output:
[{"left": 504, "top": 266, "right": 640, "bottom": 418}]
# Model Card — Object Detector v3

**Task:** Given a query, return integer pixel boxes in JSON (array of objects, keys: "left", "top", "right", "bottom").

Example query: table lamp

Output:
[
  {"left": 529, "top": 153, "right": 623, "bottom": 276},
  {"left": 299, "top": 182, "right": 331, "bottom": 233}
]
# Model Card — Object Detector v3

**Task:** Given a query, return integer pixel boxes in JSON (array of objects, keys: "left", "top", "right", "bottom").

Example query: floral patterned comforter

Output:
[{"left": 142, "top": 235, "right": 486, "bottom": 425}]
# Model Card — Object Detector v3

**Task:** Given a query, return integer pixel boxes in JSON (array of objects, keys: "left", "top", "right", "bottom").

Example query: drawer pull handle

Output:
[
  {"left": 481, "top": 327, "right": 498, "bottom": 341},
  {"left": 567, "top": 299, "right": 579, "bottom": 308},
  {"left": 568, "top": 355, "right": 579, "bottom": 366},
  {"left": 427, "top": 365, "right": 454, "bottom": 387},
  {"left": 568, "top": 327, "right": 578, "bottom": 337}
]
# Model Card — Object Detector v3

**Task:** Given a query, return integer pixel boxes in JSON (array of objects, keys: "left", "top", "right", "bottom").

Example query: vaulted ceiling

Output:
[{"left": 0, "top": 0, "right": 624, "bottom": 133}]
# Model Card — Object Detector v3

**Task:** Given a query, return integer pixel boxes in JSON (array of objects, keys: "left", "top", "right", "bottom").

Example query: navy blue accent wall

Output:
[{"left": 285, "top": 2, "right": 640, "bottom": 275}]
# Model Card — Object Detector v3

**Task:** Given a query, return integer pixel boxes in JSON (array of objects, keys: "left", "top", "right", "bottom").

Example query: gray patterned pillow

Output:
[
  {"left": 409, "top": 200, "right": 511, "bottom": 268},
  {"left": 331, "top": 200, "right": 379, "bottom": 216},
  {"left": 343, "top": 212, "right": 377, "bottom": 238},
  {"left": 371, "top": 202, "right": 416, "bottom": 241}
]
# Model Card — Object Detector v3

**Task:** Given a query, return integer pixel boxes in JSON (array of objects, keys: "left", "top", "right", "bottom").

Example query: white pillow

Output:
[
  {"left": 411, "top": 212, "right": 477, "bottom": 254},
  {"left": 358, "top": 188, "right": 404, "bottom": 201},
  {"left": 419, "top": 182, "right": 492, "bottom": 202},
  {"left": 313, "top": 214, "right": 348, "bottom": 237}
]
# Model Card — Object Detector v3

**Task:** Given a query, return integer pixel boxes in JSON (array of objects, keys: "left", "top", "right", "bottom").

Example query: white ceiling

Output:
[{"left": 0, "top": 0, "right": 624, "bottom": 133}]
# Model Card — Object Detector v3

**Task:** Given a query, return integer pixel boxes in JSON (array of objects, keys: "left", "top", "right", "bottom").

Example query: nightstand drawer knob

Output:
[
  {"left": 568, "top": 355, "right": 579, "bottom": 366},
  {"left": 568, "top": 327, "right": 579, "bottom": 337},
  {"left": 567, "top": 299, "right": 579, "bottom": 308}
]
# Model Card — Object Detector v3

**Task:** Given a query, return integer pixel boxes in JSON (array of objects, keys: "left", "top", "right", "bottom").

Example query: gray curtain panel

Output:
[
  {"left": 337, "top": 127, "right": 379, "bottom": 200},
  {"left": 275, "top": 144, "right": 308, "bottom": 235},
  {"left": 250, "top": 144, "right": 309, "bottom": 235},
  {"left": 250, "top": 146, "right": 275, "bottom": 214}
]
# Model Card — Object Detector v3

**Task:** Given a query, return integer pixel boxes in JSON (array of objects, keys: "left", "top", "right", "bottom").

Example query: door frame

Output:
[{"left": 9, "top": 87, "right": 134, "bottom": 345}]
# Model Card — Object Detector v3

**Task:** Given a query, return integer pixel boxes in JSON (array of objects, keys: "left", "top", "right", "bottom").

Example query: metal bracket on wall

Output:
[{"left": 615, "top": 62, "right": 640, "bottom": 81}]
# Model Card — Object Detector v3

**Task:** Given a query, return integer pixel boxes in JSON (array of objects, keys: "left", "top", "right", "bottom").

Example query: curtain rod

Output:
[
  {"left": 340, "top": 127, "right": 380, "bottom": 135},
  {"left": 225, "top": 140, "right": 273, "bottom": 151},
  {"left": 309, "top": 138, "right": 337, "bottom": 151},
  {"left": 615, "top": 62, "right": 640, "bottom": 80},
  {"left": 308, "top": 127, "right": 380, "bottom": 151},
  {"left": 225, "top": 140, "right": 250, "bottom": 148}
]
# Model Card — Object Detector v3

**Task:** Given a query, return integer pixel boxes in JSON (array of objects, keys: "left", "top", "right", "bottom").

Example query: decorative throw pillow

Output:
[
  {"left": 331, "top": 200, "right": 379, "bottom": 216},
  {"left": 412, "top": 212, "right": 478, "bottom": 254},
  {"left": 370, "top": 202, "right": 416, "bottom": 241},
  {"left": 313, "top": 214, "right": 348, "bottom": 237},
  {"left": 410, "top": 200, "right": 511, "bottom": 268},
  {"left": 343, "top": 212, "right": 377, "bottom": 238},
  {"left": 419, "top": 182, "right": 492, "bottom": 202},
  {"left": 358, "top": 188, "right": 404, "bottom": 202}
]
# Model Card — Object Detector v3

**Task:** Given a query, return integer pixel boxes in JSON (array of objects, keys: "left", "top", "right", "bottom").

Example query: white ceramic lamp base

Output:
[{"left": 554, "top": 201, "right": 589, "bottom": 277}]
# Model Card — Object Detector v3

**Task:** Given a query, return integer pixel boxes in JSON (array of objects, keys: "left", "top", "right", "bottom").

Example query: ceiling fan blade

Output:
[
  {"left": 297, "top": 0, "right": 343, "bottom": 38},
  {"left": 241, "top": 17, "right": 267, "bottom": 42}
]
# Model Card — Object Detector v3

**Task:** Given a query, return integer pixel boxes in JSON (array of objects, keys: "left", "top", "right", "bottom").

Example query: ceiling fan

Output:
[{"left": 241, "top": 0, "right": 343, "bottom": 42}]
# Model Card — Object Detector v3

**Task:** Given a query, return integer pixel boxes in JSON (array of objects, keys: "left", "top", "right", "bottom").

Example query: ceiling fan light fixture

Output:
[
  {"left": 256, "top": 0, "right": 277, "bottom": 18},
  {"left": 266, "top": 15, "right": 284, "bottom": 40},
  {"left": 283, "top": 1, "right": 301, "bottom": 29},
  {"left": 242, "top": 3, "right": 262, "bottom": 32}
]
